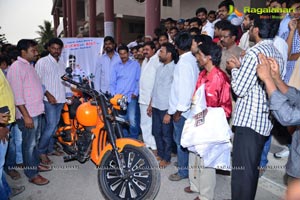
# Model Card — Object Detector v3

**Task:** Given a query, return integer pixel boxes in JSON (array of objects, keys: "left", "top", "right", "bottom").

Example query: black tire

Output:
[{"left": 98, "top": 145, "right": 160, "bottom": 200}]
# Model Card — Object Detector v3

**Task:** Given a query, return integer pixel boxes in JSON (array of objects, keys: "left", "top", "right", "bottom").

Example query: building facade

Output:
[{"left": 52, "top": 0, "right": 262, "bottom": 44}]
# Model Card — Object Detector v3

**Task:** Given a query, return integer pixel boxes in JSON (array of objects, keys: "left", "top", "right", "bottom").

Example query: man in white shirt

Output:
[
  {"left": 35, "top": 38, "right": 66, "bottom": 165},
  {"left": 196, "top": 7, "right": 214, "bottom": 39},
  {"left": 139, "top": 41, "right": 160, "bottom": 152},
  {"left": 168, "top": 32, "right": 199, "bottom": 181}
]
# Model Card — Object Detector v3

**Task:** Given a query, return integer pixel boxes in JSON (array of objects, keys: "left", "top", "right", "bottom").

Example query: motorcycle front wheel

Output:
[{"left": 98, "top": 145, "right": 160, "bottom": 200}]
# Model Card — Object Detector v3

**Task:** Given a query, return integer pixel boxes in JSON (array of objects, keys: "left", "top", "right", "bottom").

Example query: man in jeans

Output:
[
  {"left": 0, "top": 69, "right": 25, "bottom": 198},
  {"left": 35, "top": 38, "right": 66, "bottom": 165},
  {"left": 7, "top": 39, "right": 50, "bottom": 185},
  {"left": 148, "top": 43, "right": 178, "bottom": 168},
  {"left": 1, "top": 55, "right": 24, "bottom": 180},
  {"left": 110, "top": 45, "right": 141, "bottom": 139},
  {"left": 168, "top": 32, "right": 199, "bottom": 181},
  {"left": 0, "top": 112, "right": 12, "bottom": 199}
]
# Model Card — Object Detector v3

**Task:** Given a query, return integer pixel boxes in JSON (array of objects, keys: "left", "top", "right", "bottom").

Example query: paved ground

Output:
[{"left": 8, "top": 136, "right": 288, "bottom": 200}]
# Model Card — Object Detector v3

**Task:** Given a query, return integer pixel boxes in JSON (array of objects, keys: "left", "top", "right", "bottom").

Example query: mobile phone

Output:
[{"left": 0, "top": 106, "right": 10, "bottom": 114}]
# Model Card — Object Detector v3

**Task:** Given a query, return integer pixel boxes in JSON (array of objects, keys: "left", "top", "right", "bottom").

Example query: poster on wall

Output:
[{"left": 61, "top": 37, "right": 104, "bottom": 80}]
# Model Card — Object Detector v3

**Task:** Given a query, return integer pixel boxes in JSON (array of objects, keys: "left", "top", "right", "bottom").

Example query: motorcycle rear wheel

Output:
[{"left": 98, "top": 145, "right": 160, "bottom": 200}]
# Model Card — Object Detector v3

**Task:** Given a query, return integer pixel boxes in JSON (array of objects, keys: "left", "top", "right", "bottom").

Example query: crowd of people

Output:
[{"left": 1, "top": 0, "right": 300, "bottom": 199}]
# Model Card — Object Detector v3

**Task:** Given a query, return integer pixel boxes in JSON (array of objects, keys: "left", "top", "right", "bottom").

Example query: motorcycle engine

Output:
[{"left": 76, "top": 129, "right": 93, "bottom": 163}]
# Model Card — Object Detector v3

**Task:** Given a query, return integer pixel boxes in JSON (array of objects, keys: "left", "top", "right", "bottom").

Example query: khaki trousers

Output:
[{"left": 189, "top": 151, "right": 216, "bottom": 200}]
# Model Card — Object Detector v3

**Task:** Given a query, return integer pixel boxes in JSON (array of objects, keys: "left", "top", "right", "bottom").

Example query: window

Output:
[
  {"left": 163, "top": 0, "right": 172, "bottom": 7},
  {"left": 129, "top": 23, "right": 144, "bottom": 34}
]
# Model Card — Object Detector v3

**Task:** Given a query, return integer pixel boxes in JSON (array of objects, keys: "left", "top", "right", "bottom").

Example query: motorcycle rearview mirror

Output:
[
  {"left": 65, "top": 67, "right": 73, "bottom": 78},
  {"left": 66, "top": 67, "right": 73, "bottom": 74}
]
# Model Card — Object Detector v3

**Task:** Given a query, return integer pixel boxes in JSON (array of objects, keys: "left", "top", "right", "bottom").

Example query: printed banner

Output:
[{"left": 61, "top": 38, "right": 104, "bottom": 78}]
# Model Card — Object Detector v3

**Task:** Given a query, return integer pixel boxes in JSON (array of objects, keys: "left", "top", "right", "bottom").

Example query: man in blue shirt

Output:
[
  {"left": 94, "top": 36, "right": 121, "bottom": 93},
  {"left": 278, "top": 0, "right": 300, "bottom": 39},
  {"left": 110, "top": 45, "right": 141, "bottom": 139},
  {"left": 257, "top": 53, "right": 300, "bottom": 184}
]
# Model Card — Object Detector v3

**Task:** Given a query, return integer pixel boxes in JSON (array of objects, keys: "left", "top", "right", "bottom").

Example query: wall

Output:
[
  {"left": 81, "top": 0, "right": 254, "bottom": 42},
  {"left": 161, "top": 0, "right": 180, "bottom": 19},
  {"left": 114, "top": 0, "right": 145, "bottom": 16}
]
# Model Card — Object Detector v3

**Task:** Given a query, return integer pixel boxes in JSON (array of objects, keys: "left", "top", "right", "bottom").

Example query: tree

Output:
[
  {"left": 0, "top": 26, "right": 8, "bottom": 45},
  {"left": 36, "top": 20, "right": 55, "bottom": 52}
]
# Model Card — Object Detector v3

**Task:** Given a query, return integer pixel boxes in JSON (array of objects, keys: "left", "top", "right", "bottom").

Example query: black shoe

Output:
[{"left": 168, "top": 173, "right": 187, "bottom": 181}]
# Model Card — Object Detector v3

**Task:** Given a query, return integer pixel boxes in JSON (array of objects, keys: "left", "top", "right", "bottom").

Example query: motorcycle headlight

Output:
[
  {"left": 117, "top": 96, "right": 128, "bottom": 110},
  {"left": 110, "top": 94, "right": 128, "bottom": 111},
  {"left": 66, "top": 98, "right": 73, "bottom": 105}
]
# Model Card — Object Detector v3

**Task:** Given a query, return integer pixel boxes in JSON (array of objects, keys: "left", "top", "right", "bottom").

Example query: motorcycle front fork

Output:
[
  {"left": 110, "top": 121, "right": 126, "bottom": 177},
  {"left": 98, "top": 95, "right": 127, "bottom": 176}
]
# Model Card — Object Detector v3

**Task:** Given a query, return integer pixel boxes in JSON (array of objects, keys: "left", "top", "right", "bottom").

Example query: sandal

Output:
[
  {"left": 6, "top": 169, "right": 21, "bottom": 180},
  {"left": 38, "top": 164, "right": 52, "bottom": 172},
  {"left": 40, "top": 154, "right": 53, "bottom": 165},
  {"left": 156, "top": 156, "right": 162, "bottom": 161},
  {"left": 159, "top": 160, "right": 171, "bottom": 168},
  {"left": 29, "top": 175, "right": 49, "bottom": 185},
  {"left": 10, "top": 185, "right": 25, "bottom": 197}
]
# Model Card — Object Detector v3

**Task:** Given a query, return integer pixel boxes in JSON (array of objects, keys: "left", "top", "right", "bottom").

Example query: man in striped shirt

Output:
[
  {"left": 226, "top": 14, "right": 284, "bottom": 200},
  {"left": 7, "top": 39, "right": 50, "bottom": 185},
  {"left": 35, "top": 38, "right": 66, "bottom": 165}
]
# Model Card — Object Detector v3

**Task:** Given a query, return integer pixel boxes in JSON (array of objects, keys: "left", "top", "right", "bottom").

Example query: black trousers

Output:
[{"left": 231, "top": 126, "right": 267, "bottom": 200}]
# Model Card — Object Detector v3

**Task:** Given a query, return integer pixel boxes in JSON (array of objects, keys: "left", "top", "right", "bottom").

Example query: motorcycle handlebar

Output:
[
  {"left": 61, "top": 74, "right": 100, "bottom": 97},
  {"left": 61, "top": 73, "right": 127, "bottom": 111}
]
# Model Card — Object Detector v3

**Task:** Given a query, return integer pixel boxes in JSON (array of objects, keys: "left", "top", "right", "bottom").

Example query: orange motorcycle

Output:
[{"left": 56, "top": 68, "right": 160, "bottom": 200}]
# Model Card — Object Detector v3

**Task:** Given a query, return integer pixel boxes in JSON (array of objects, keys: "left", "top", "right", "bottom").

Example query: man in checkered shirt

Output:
[{"left": 226, "top": 14, "right": 284, "bottom": 200}]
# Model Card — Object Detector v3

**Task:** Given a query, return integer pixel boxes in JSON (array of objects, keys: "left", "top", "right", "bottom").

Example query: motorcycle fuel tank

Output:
[{"left": 76, "top": 101, "right": 99, "bottom": 126}]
